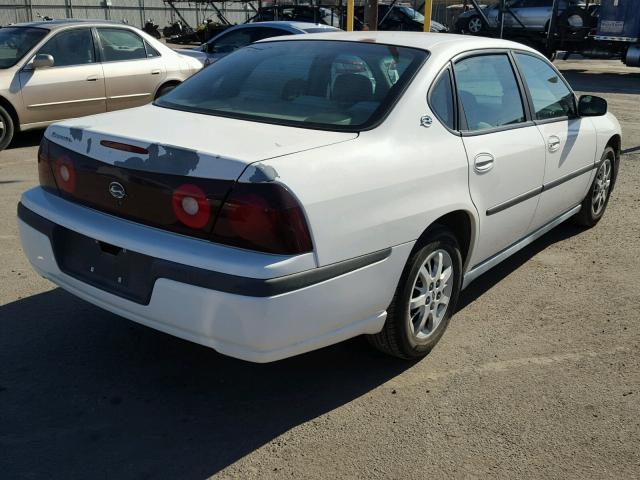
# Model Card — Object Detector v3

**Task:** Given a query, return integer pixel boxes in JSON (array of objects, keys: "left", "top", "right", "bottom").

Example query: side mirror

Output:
[
  {"left": 578, "top": 95, "right": 607, "bottom": 117},
  {"left": 32, "top": 53, "right": 54, "bottom": 69}
]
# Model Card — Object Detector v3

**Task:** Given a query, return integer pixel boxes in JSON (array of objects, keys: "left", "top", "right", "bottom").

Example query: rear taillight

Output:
[
  {"left": 53, "top": 155, "right": 76, "bottom": 193},
  {"left": 211, "top": 182, "right": 312, "bottom": 255},
  {"left": 172, "top": 183, "right": 211, "bottom": 229},
  {"left": 38, "top": 136, "right": 77, "bottom": 194},
  {"left": 37, "top": 137, "right": 57, "bottom": 192}
]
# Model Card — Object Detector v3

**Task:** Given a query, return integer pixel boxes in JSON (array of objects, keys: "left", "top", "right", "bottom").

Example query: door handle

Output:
[
  {"left": 473, "top": 153, "right": 495, "bottom": 173},
  {"left": 548, "top": 136, "right": 561, "bottom": 152},
  {"left": 86, "top": 75, "right": 98, "bottom": 82},
  {"left": 151, "top": 69, "right": 161, "bottom": 75}
]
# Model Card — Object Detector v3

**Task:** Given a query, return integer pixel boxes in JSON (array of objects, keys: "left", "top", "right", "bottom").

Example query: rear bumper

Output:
[{"left": 18, "top": 188, "right": 411, "bottom": 362}]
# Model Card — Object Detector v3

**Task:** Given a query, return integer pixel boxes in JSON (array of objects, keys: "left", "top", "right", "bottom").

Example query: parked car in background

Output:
[
  {"left": 250, "top": 4, "right": 448, "bottom": 32},
  {"left": 177, "top": 21, "right": 340, "bottom": 66},
  {"left": 250, "top": 5, "right": 342, "bottom": 27},
  {"left": 355, "top": 4, "right": 449, "bottom": 32},
  {"left": 19, "top": 32, "right": 620, "bottom": 363},
  {"left": 456, "top": 0, "right": 588, "bottom": 34},
  {"left": 0, "top": 19, "right": 201, "bottom": 151}
]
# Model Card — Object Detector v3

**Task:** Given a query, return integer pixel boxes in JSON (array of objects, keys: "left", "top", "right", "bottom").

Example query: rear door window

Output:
[
  {"left": 97, "top": 28, "right": 147, "bottom": 62},
  {"left": 453, "top": 54, "right": 526, "bottom": 131}
]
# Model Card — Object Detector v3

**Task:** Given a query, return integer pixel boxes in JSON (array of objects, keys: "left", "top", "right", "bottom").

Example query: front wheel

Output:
[
  {"left": 367, "top": 226, "right": 463, "bottom": 360},
  {"left": 574, "top": 146, "right": 615, "bottom": 227},
  {"left": 0, "top": 104, "right": 15, "bottom": 152}
]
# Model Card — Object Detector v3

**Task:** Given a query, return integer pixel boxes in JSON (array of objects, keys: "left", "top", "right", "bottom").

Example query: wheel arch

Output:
[
  {"left": 0, "top": 95, "right": 20, "bottom": 132},
  {"left": 414, "top": 210, "right": 477, "bottom": 271},
  {"left": 154, "top": 80, "right": 181, "bottom": 99}
]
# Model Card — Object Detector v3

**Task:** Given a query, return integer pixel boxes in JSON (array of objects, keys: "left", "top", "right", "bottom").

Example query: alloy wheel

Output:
[
  {"left": 468, "top": 17, "right": 482, "bottom": 33},
  {"left": 592, "top": 157, "right": 612, "bottom": 216},
  {"left": 407, "top": 249, "right": 454, "bottom": 340}
]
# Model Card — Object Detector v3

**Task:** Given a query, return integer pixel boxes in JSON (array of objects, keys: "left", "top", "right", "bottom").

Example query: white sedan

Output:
[{"left": 18, "top": 32, "right": 621, "bottom": 362}]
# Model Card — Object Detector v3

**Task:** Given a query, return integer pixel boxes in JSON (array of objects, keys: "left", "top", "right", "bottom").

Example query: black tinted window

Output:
[
  {"left": 430, "top": 69, "right": 455, "bottom": 129},
  {"left": 212, "top": 29, "right": 254, "bottom": 53},
  {"left": 98, "top": 28, "right": 146, "bottom": 61},
  {"left": 38, "top": 28, "right": 95, "bottom": 67},
  {"left": 454, "top": 54, "right": 525, "bottom": 131},
  {"left": 157, "top": 40, "right": 427, "bottom": 131},
  {"left": 515, "top": 53, "right": 576, "bottom": 120},
  {"left": 250, "top": 27, "right": 292, "bottom": 42}
]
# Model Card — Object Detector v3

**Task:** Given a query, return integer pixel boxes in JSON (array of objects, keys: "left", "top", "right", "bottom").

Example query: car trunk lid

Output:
[{"left": 40, "top": 105, "right": 357, "bottom": 239}]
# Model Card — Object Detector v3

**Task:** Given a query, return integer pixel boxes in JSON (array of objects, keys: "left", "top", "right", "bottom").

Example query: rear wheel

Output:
[
  {"left": 368, "top": 226, "right": 462, "bottom": 360},
  {"left": 574, "top": 146, "right": 615, "bottom": 227},
  {"left": 0, "top": 104, "right": 15, "bottom": 152}
]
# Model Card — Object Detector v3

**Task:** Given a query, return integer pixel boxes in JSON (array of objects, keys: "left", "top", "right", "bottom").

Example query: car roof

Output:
[
  {"left": 8, "top": 19, "right": 131, "bottom": 30},
  {"left": 260, "top": 31, "right": 538, "bottom": 55}
]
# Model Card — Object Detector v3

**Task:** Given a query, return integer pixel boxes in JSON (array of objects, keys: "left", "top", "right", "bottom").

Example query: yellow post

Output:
[
  {"left": 423, "top": 0, "right": 432, "bottom": 32},
  {"left": 347, "top": 0, "right": 355, "bottom": 31}
]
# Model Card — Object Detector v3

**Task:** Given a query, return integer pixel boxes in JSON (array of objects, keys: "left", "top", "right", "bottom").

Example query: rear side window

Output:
[
  {"left": 514, "top": 53, "right": 576, "bottom": 120},
  {"left": 430, "top": 69, "right": 455, "bottom": 130},
  {"left": 98, "top": 28, "right": 146, "bottom": 61},
  {"left": 454, "top": 54, "right": 526, "bottom": 132},
  {"left": 37, "top": 28, "right": 95, "bottom": 67}
]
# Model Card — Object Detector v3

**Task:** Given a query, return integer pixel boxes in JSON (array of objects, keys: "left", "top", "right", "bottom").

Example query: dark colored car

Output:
[
  {"left": 177, "top": 21, "right": 339, "bottom": 66},
  {"left": 358, "top": 4, "right": 449, "bottom": 32}
]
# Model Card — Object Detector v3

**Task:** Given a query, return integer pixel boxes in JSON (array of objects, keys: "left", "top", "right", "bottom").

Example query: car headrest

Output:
[
  {"left": 332, "top": 73, "right": 373, "bottom": 104},
  {"left": 281, "top": 78, "right": 307, "bottom": 101}
]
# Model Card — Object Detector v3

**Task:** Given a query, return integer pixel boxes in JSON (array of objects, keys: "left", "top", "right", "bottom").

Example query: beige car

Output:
[{"left": 0, "top": 19, "right": 202, "bottom": 151}]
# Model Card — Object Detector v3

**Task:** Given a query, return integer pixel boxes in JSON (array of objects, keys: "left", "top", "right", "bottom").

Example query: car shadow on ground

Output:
[
  {"left": 457, "top": 221, "right": 585, "bottom": 311},
  {"left": 6, "top": 129, "right": 45, "bottom": 150},
  {"left": 0, "top": 221, "right": 586, "bottom": 479},
  {"left": 561, "top": 68, "right": 640, "bottom": 95},
  {"left": 0, "top": 288, "right": 413, "bottom": 479}
]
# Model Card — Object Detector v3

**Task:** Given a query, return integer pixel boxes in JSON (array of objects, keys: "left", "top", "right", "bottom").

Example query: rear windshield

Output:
[
  {"left": 156, "top": 40, "right": 428, "bottom": 131},
  {"left": 0, "top": 27, "right": 48, "bottom": 69}
]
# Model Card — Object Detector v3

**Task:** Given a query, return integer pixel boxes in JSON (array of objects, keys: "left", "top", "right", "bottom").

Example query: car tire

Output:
[
  {"left": 367, "top": 225, "right": 463, "bottom": 360},
  {"left": 574, "top": 146, "right": 615, "bottom": 227},
  {"left": 465, "top": 15, "right": 484, "bottom": 34},
  {"left": 0, "top": 104, "right": 15, "bottom": 152},
  {"left": 155, "top": 83, "right": 177, "bottom": 99}
]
